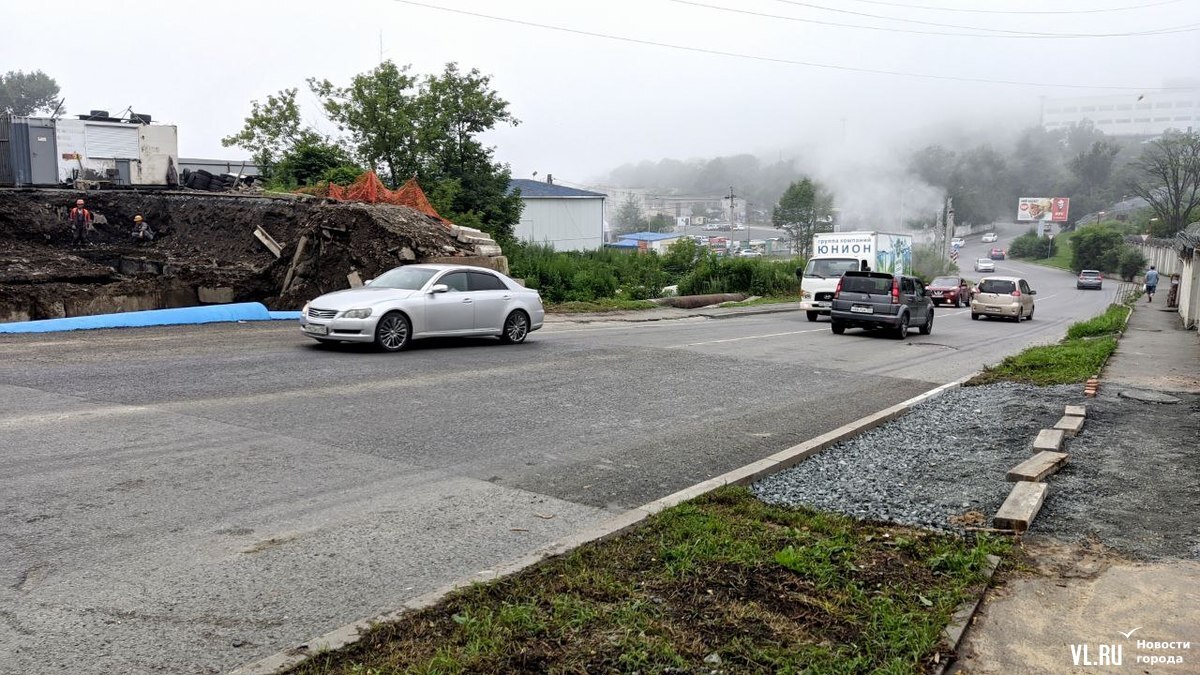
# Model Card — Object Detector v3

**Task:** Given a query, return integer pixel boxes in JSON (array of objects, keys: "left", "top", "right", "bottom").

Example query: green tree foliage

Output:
[
  {"left": 309, "top": 61, "right": 522, "bottom": 241},
  {"left": 0, "top": 70, "right": 60, "bottom": 115},
  {"left": 1128, "top": 131, "right": 1200, "bottom": 237},
  {"left": 613, "top": 194, "right": 648, "bottom": 235},
  {"left": 1071, "top": 226, "right": 1125, "bottom": 272},
  {"left": 912, "top": 244, "right": 958, "bottom": 282},
  {"left": 1008, "top": 228, "right": 1058, "bottom": 260},
  {"left": 221, "top": 88, "right": 308, "bottom": 171},
  {"left": 1117, "top": 247, "right": 1147, "bottom": 281},
  {"left": 772, "top": 178, "right": 834, "bottom": 257},
  {"left": 274, "top": 138, "right": 360, "bottom": 187}
]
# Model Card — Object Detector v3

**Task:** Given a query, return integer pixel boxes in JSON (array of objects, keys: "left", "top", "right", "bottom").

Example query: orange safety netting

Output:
[{"left": 299, "top": 171, "right": 451, "bottom": 225}]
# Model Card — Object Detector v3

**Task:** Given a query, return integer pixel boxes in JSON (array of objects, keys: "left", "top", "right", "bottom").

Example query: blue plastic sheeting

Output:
[{"left": 0, "top": 303, "right": 299, "bottom": 334}]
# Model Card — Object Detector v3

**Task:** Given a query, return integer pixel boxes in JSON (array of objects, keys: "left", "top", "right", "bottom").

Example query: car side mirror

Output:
[
  {"left": 1029, "top": 290, "right": 1037, "bottom": 295},
  {"left": 429, "top": 283, "right": 449, "bottom": 294}
]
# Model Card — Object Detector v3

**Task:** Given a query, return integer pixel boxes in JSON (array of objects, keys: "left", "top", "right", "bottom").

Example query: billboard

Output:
[{"left": 1018, "top": 197, "right": 1070, "bottom": 222}]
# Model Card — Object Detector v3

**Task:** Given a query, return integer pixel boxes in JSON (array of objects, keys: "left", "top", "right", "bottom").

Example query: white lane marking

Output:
[{"left": 670, "top": 328, "right": 826, "bottom": 348}]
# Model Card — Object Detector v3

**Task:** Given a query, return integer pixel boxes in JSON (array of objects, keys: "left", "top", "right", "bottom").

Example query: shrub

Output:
[
  {"left": 913, "top": 244, "right": 957, "bottom": 282},
  {"left": 1117, "top": 246, "right": 1147, "bottom": 281},
  {"left": 1071, "top": 225, "right": 1124, "bottom": 273},
  {"left": 1008, "top": 229, "right": 1057, "bottom": 259}
]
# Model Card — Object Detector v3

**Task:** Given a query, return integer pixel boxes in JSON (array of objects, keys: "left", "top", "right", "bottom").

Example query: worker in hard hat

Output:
[
  {"left": 131, "top": 214, "right": 155, "bottom": 242},
  {"left": 69, "top": 198, "right": 94, "bottom": 245}
]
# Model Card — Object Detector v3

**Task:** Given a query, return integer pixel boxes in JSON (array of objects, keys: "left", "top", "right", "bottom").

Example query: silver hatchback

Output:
[
  {"left": 300, "top": 264, "right": 545, "bottom": 351},
  {"left": 971, "top": 276, "right": 1037, "bottom": 322}
]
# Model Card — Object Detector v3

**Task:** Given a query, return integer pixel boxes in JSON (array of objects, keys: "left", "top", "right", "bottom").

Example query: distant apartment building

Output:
[{"left": 1041, "top": 79, "right": 1200, "bottom": 137}]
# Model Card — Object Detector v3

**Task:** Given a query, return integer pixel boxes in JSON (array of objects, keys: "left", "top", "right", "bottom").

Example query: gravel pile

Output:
[{"left": 753, "top": 383, "right": 1084, "bottom": 532}]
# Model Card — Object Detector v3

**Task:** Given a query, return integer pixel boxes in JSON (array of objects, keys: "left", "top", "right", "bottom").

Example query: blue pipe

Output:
[{"left": 0, "top": 303, "right": 299, "bottom": 334}]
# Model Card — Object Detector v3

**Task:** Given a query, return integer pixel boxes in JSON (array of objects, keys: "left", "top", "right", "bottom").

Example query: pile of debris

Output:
[
  {"left": 0, "top": 187, "right": 506, "bottom": 323},
  {"left": 179, "top": 168, "right": 263, "bottom": 193}
]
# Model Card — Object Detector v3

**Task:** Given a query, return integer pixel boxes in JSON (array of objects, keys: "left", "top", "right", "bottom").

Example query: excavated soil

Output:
[{"left": 0, "top": 188, "right": 497, "bottom": 322}]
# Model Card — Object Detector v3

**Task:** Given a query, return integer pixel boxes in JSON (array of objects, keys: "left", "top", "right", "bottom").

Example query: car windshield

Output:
[
  {"left": 979, "top": 279, "right": 1016, "bottom": 294},
  {"left": 805, "top": 258, "right": 861, "bottom": 278},
  {"left": 371, "top": 266, "right": 439, "bottom": 290},
  {"left": 931, "top": 276, "right": 959, "bottom": 286}
]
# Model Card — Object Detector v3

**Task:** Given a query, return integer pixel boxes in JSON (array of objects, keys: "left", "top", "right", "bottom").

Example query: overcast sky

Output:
[{"left": 4, "top": 0, "right": 1197, "bottom": 186}]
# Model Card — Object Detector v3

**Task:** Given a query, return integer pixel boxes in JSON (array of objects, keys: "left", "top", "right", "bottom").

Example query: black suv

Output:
[{"left": 829, "top": 271, "right": 934, "bottom": 339}]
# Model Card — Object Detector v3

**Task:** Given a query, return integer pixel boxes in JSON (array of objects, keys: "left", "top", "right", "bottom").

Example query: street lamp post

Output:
[{"left": 1095, "top": 210, "right": 1106, "bottom": 225}]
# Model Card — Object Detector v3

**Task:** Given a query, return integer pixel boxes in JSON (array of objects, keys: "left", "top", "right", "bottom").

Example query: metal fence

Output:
[{"left": 1114, "top": 281, "right": 1140, "bottom": 305}]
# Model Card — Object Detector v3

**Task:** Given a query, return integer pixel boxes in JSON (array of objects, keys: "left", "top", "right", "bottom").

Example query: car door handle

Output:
[
  {"left": 502, "top": 294, "right": 512, "bottom": 300},
  {"left": 461, "top": 298, "right": 473, "bottom": 304}
]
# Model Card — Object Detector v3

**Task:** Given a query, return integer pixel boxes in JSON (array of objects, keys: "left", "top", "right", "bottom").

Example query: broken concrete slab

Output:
[
  {"left": 1007, "top": 451, "right": 1069, "bottom": 482},
  {"left": 253, "top": 226, "right": 282, "bottom": 258},
  {"left": 1032, "top": 428, "right": 1065, "bottom": 452},
  {"left": 475, "top": 244, "right": 503, "bottom": 257},
  {"left": 1064, "top": 405, "right": 1087, "bottom": 417},
  {"left": 1118, "top": 389, "right": 1182, "bottom": 404},
  {"left": 994, "top": 481, "right": 1049, "bottom": 532},
  {"left": 197, "top": 287, "right": 235, "bottom": 304},
  {"left": 1053, "top": 415, "right": 1085, "bottom": 437},
  {"left": 347, "top": 271, "right": 363, "bottom": 289}
]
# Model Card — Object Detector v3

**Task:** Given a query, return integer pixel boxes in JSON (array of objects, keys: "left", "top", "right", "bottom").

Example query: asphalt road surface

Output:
[{"left": 0, "top": 224, "right": 1115, "bottom": 674}]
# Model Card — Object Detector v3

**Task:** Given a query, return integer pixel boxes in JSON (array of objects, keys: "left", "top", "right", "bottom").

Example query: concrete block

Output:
[
  {"left": 719, "top": 458, "right": 781, "bottom": 487},
  {"left": 253, "top": 226, "right": 282, "bottom": 258},
  {"left": 993, "top": 481, "right": 1049, "bottom": 532},
  {"left": 1033, "top": 428, "right": 1065, "bottom": 452},
  {"left": 1053, "top": 415, "right": 1085, "bottom": 437},
  {"left": 475, "top": 244, "right": 503, "bottom": 257},
  {"left": 1007, "top": 451, "right": 1069, "bottom": 482},
  {"left": 1064, "top": 405, "right": 1087, "bottom": 418},
  {"left": 347, "top": 271, "right": 364, "bottom": 288},
  {"left": 197, "top": 286, "right": 235, "bottom": 304}
]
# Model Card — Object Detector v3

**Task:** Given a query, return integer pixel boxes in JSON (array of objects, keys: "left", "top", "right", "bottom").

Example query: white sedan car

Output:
[
  {"left": 974, "top": 258, "right": 996, "bottom": 273},
  {"left": 300, "top": 264, "right": 544, "bottom": 352},
  {"left": 982, "top": 232, "right": 998, "bottom": 243}
]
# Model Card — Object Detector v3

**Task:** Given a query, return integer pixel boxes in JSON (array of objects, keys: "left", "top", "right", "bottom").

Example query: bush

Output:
[
  {"left": 678, "top": 257, "right": 803, "bottom": 296},
  {"left": 1071, "top": 225, "right": 1124, "bottom": 273},
  {"left": 913, "top": 244, "right": 957, "bottom": 283},
  {"left": 1008, "top": 229, "right": 1057, "bottom": 259},
  {"left": 1117, "top": 246, "right": 1146, "bottom": 281}
]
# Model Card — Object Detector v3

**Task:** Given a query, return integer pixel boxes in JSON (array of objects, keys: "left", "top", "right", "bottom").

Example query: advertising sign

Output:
[{"left": 1018, "top": 197, "right": 1070, "bottom": 222}]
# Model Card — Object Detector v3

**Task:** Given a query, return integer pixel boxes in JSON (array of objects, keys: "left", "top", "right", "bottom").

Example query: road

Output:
[{"left": 0, "top": 224, "right": 1114, "bottom": 674}]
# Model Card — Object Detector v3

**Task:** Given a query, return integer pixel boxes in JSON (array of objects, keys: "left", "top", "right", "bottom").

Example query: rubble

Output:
[{"left": 0, "top": 188, "right": 506, "bottom": 322}]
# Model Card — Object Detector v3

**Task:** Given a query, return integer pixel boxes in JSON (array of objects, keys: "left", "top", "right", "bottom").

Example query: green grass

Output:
[
  {"left": 969, "top": 336, "right": 1117, "bottom": 385},
  {"left": 287, "top": 487, "right": 1010, "bottom": 675},
  {"left": 1066, "top": 304, "right": 1130, "bottom": 340},
  {"left": 717, "top": 295, "right": 800, "bottom": 308},
  {"left": 545, "top": 299, "right": 659, "bottom": 313}
]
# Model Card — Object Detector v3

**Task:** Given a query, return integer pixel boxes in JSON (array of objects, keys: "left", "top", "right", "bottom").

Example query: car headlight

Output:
[
  {"left": 799, "top": 289, "right": 811, "bottom": 299},
  {"left": 342, "top": 308, "right": 373, "bottom": 319}
]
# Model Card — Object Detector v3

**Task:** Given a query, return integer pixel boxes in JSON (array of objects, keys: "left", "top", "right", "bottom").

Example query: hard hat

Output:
[
  {"left": 76, "top": 199, "right": 85, "bottom": 205},
  {"left": 134, "top": 215, "right": 143, "bottom": 222}
]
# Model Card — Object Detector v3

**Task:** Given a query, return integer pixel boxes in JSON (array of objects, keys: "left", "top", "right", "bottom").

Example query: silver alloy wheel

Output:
[
  {"left": 376, "top": 313, "right": 410, "bottom": 351},
  {"left": 502, "top": 311, "right": 529, "bottom": 344}
]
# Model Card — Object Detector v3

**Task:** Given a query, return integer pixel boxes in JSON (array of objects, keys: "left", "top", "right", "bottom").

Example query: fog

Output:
[{"left": 3, "top": 0, "right": 1197, "bottom": 213}]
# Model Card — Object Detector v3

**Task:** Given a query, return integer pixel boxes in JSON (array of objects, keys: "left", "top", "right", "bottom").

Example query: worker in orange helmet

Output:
[{"left": 69, "top": 198, "right": 94, "bottom": 245}]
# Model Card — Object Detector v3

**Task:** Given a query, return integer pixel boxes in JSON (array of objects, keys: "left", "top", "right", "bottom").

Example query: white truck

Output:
[{"left": 797, "top": 231, "right": 914, "bottom": 322}]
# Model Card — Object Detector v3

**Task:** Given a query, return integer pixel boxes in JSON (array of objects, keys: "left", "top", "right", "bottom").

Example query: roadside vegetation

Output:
[
  {"left": 969, "top": 303, "right": 1131, "bottom": 386},
  {"left": 289, "top": 487, "right": 1009, "bottom": 675},
  {"left": 508, "top": 240, "right": 803, "bottom": 305}
]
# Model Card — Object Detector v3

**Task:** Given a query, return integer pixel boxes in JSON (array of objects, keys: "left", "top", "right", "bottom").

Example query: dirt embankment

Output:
[{"left": 0, "top": 188, "right": 503, "bottom": 322}]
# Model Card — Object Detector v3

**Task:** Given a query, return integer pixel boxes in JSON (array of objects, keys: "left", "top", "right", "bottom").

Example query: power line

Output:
[
  {"left": 838, "top": 0, "right": 1183, "bottom": 15},
  {"left": 392, "top": 0, "right": 1188, "bottom": 91},
  {"left": 674, "top": 0, "right": 1200, "bottom": 39}
]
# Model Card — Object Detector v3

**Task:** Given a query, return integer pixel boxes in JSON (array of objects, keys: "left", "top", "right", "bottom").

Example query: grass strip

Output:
[
  {"left": 717, "top": 295, "right": 799, "bottom": 308},
  {"left": 969, "top": 336, "right": 1117, "bottom": 386},
  {"left": 546, "top": 299, "right": 659, "bottom": 313},
  {"left": 1065, "top": 304, "right": 1131, "bottom": 340},
  {"left": 288, "top": 487, "right": 1009, "bottom": 675}
]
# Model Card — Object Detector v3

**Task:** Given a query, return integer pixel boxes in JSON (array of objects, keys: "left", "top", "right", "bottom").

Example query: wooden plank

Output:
[
  {"left": 254, "top": 226, "right": 283, "bottom": 258},
  {"left": 1053, "top": 415, "right": 1085, "bottom": 437},
  {"left": 993, "top": 481, "right": 1049, "bottom": 532},
  {"left": 347, "top": 270, "right": 363, "bottom": 288},
  {"left": 1007, "top": 451, "right": 1069, "bottom": 482},
  {"left": 279, "top": 235, "right": 309, "bottom": 294},
  {"left": 1064, "top": 405, "right": 1087, "bottom": 418},
  {"left": 1033, "top": 428, "right": 1065, "bottom": 452}
]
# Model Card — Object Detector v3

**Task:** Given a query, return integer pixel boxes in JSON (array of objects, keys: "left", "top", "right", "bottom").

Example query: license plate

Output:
[
  {"left": 304, "top": 323, "right": 328, "bottom": 335},
  {"left": 850, "top": 305, "right": 873, "bottom": 314}
]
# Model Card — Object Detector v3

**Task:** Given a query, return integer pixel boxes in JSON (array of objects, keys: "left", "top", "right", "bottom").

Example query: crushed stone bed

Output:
[{"left": 753, "top": 383, "right": 1083, "bottom": 532}]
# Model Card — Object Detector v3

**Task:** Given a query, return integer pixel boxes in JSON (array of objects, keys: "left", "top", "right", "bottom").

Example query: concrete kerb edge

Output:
[
  {"left": 934, "top": 554, "right": 1003, "bottom": 675},
  {"left": 228, "top": 375, "right": 968, "bottom": 675},
  {"left": 1093, "top": 301, "right": 1136, "bottom": 385}
]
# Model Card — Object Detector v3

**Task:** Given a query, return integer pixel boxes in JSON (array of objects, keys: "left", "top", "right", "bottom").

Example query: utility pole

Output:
[{"left": 728, "top": 185, "right": 736, "bottom": 254}]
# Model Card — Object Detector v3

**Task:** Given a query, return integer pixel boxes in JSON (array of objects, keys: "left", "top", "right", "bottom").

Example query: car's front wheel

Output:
[
  {"left": 806, "top": 311, "right": 819, "bottom": 322},
  {"left": 500, "top": 310, "right": 530, "bottom": 344},
  {"left": 374, "top": 312, "right": 411, "bottom": 352},
  {"left": 972, "top": 312, "right": 980, "bottom": 321}
]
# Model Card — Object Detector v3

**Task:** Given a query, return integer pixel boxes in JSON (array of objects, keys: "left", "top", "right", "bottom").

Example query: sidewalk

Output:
[
  {"left": 1103, "top": 300, "right": 1200, "bottom": 394},
  {"left": 543, "top": 301, "right": 801, "bottom": 324},
  {"left": 951, "top": 302, "right": 1200, "bottom": 673}
]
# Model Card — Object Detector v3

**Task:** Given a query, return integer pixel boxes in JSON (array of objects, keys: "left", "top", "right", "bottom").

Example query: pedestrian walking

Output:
[
  {"left": 69, "top": 198, "right": 94, "bottom": 245},
  {"left": 1145, "top": 265, "right": 1159, "bottom": 303}
]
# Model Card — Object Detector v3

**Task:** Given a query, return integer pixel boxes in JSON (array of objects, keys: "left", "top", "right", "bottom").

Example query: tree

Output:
[
  {"left": 1071, "top": 225, "right": 1124, "bottom": 273},
  {"left": 0, "top": 70, "right": 60, "bottom": 116},
  {"left": 221, "top": 88, "right": 331, "bottom": 181},
  {"left": 1128, "top": 131, "right": 1200, "bottom": 237},
  {"left": 646, "top": 213, "right": 675, "bottom": 233},
  {"left": 613, "top": 194, "right": 647, "bottom": 235},
  {"left": 772, "top": 178, "right": 833, "bottom": 257},
  {"left": 310, "top": 61, "right": 522, "bottom": 241},
  {"left": 274, "top": 136, "right": 360, "bottom": 187}
]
